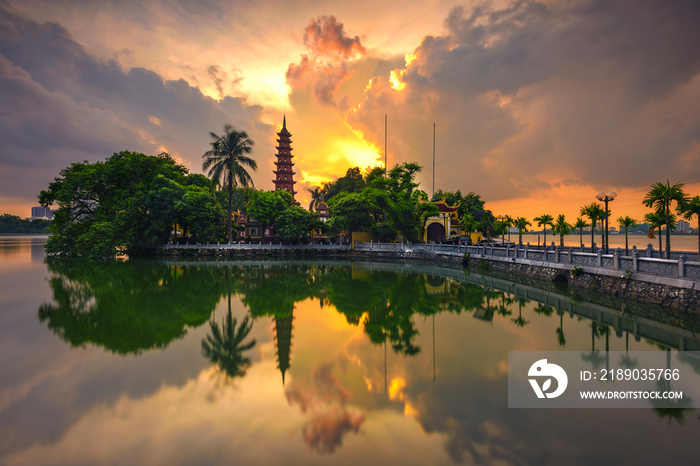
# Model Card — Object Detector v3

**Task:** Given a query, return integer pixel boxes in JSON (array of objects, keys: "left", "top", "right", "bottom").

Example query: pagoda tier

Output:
[{"left": 272, "top": 115, "right": 298, "bottom": 198}]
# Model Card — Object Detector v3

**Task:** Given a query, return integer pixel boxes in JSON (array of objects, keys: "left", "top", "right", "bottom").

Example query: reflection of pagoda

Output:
[
  {"left": 274, "top": 310, "right": 294, "bottom": 385},
  {"left": 272, "top": 116, "right": 297, "bottom": 199}
]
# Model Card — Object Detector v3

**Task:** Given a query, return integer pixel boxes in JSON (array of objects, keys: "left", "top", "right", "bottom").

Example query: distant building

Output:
[
  {"left": 30, "top": 206, "right": 52, "bottom": 220},
  {"left": 678, "top": 219, "right": 690, "bottom": 232}
]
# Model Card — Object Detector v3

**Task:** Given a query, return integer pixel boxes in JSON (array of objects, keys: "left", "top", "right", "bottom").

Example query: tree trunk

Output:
[
  {"left": 624, "top": 227, "right": 629, "bottom": 255},
  {"left": 665, "top": 209, "right": 671, "bottom": 259},
  {"left": 227, "top": 171, "right": 233, "bottom": 243}
]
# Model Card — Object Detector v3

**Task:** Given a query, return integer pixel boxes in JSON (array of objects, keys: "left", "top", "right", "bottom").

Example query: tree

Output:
[
  {"left": 643, "top": 180, "right": 689, "bottom": 259},
  {"left": 275, "top": 205, "right": 322, "bottom": 242},
  {"left": 616, "top": 216, "right": 637, "bottom": 255},
  {"left": 0, "top": 214, "right": 51, "bottom": 234},
  {"left": 319, "top": 167, "right": 366, "bottom": 203},
  {"left": 504, "top": 215, "right": 514, "bottom": 241},
  {"left": 202, "top": 125, "right": 257, "bottom": 243},
  {"left": 307, "top": 186, "right": 323, "bottom": 211},
  {"left": 431, "top": 189, "right": 485, "bottom": 220},
  {"left": 461, "top": 213, "right": 480, "bottom": 238},
  {"left": 246, "top": 190, "right": 293, "bottom": 237},
  {"left": 533, "top": 214, "right": 554, "bottom": 248},
  {"left": 681, "top": 195, "right": 700, "bottom": 254},
  {"left": 370, "top": 162, "right": 426, "bottom": 242},
  {"left": 551, "top": 214, "right": 571, "bottom": 247},
  {"left": 513, "top": 217, "right": 531, "bottom": 246},
  {"left": 201, "top": 312, "right": 256, "bottom": 379},
  {"left": 326, "top": 192, "right": 375, "bottom": 234},
  {"left": 573, "top": 217, "right": 587, "bottom": 249},
  {"left": 644, "top": 211, "right": 676, "bottom": 258},
  {"left": 580, "top": 203, "right": 605, "bottom": 251},
  {"left": 39, "top": 151, "right": 188, "bottom": 257},
  {"left": 175, "top": 188, "right": 221, "bottom": 243}
]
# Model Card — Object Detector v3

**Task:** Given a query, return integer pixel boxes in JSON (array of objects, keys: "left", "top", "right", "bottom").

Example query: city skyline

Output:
[{"left": 1, "top": 0, "right": 699, "bottom": 221}]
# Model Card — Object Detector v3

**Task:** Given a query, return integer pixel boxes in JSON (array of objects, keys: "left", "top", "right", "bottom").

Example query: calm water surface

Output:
[{"left": 1, "top": 236, "right": 699, "bottom": 465}]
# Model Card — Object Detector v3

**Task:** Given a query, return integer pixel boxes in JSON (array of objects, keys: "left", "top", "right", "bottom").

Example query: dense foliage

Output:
[
  {"left": 0, "top": 214, "right": 50, "bottom": 234},
  {"left": 39, "top": 151, "right": 220, "bottom": 257}
]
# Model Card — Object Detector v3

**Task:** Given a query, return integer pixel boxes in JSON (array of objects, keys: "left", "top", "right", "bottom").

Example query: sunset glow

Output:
[{"left": 0, "top": 0, "right": 698, "bottom": 223}]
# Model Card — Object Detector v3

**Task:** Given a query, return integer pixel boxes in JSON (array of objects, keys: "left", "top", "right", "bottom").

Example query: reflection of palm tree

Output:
[
  {"left": 581, "top": 323, "right": 605, "bottom": 370},
  {"left": 650, "top": 349, "right": 693, "bottom": 425},
  {"left": 202, "top": 312, "right": 256, "bottom": 379},
  {"left": 619, "top": 333, "right": 637, "bottom": 369},
  {"left": 511, "top": 299, "right": 529, "bottom": 327},
  {"left": 556, "top": 313, "right": 566, "bottom": 347},
  {"left": 533, "top": 303, "right": 554, "bottom": 317}
]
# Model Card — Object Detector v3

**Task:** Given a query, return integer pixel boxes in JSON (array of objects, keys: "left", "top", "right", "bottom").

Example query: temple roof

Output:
[{"left": 424, "top": 197, "right": 460, "bottom": 213}]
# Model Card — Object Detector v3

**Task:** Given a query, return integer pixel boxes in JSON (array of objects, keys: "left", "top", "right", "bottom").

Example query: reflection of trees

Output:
[
  {"left": 38, "top": 258, "right": 224, "bottom": 354},
  {"left": 556, "top": 312, "right": 566, "bottom": 347},
  {"left": 651, "top": 349, "right": 693, "bottom": 425},
  {"left": 511, "top": 300, "right": 529, "bottom": 328},
  {"left": 202, "top": 313, "right": 256, "bottom": 378},
  {"left": 619, "top": 333, "right": 637, "bottom": 369},
  {"left": 582, "top": 323, "right": 606, "bottom": 370}
]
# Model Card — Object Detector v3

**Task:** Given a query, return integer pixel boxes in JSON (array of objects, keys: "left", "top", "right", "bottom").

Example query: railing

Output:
[
  {"left": 355, "top": 241, "right": 700, "bottom": 281},
  {"left": 161, "top": 241, "right": 350, "bottom": 250}
]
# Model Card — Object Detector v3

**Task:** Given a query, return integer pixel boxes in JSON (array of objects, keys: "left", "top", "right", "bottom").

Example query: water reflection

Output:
[
  {"left": 22, "top": 257, "right": 700, "bottom": 464},
  {"left": 38, "top": 258, "right": 225, "bottom": 353}
]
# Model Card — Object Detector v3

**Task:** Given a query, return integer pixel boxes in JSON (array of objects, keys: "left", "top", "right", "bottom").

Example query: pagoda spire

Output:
[
  {"left": 272, "top": 116, "right": 297, "bottom": 198},
  {"left": 274, "top": 310, "right": 294, "bottom": 386}
]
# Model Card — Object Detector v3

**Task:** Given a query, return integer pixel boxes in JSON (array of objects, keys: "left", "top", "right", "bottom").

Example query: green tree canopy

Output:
[{"left": 39, "top": 151, "right": 189, "bottom": 257}]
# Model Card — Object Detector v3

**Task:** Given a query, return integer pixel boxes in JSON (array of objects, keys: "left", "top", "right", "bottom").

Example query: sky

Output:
[{"left": 1, "top": 0, "right": 699, "bottom": 222}]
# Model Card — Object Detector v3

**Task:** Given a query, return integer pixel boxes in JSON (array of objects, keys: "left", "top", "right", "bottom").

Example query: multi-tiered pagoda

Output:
[{"left": 272, "top": 116, "right": 297, "bottom": 198}]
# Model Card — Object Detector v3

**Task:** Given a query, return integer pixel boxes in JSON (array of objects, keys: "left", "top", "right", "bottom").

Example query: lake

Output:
[{"left": 1, "top": 236, "right": 699, "bottom": 465}]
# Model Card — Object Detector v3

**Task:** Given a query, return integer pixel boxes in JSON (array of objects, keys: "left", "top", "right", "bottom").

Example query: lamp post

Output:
[{"left": 596, "top": 191, "right": 617, "bottom": 254}]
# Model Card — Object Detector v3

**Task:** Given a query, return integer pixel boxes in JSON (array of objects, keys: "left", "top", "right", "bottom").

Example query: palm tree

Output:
[
  {"left": 574, "top": 217, "right": 587, "bottom": 249},
  {"left": 580, "top": 203, "right": 605, "bottom": 252},
  {"left": 504, "top": 215, "right": 514, "bottom": 241},
  {"left": 202, "top": 125, "right": 257, "bottom": 242},
  {"left": 461, "top": 213, "right": 479, "bottom": 240},
  {"left": 307, "top": 186, "right": 323, "bottom": 211},
  {"left": 202, "top": 312, "right": 256, "bottom": 379},
  {"left": 681, "top": 195, "right": 700, "bottom": 254},
  {"left": 643, "top": 211, "right": 676, "bottom": 258},
  {"left": 643, "top": 180, "right": 689, "bottom": 259},
  {"left": 513, "top": 217, "right": 531, "bottom": 246},
  {"left": 552, "top": 214, "right": 571, "bottom": 248},
  {"left": 616, "top": 216, "right": 637, "bottom": 255},
  {"left": 533, "top": 214, "right": 553, "bottom": 249}
]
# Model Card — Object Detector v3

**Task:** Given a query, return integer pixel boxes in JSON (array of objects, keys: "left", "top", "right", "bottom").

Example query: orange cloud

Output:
[
  {"left": 286, "top": 16, "right": 367, "bottom": 105},
  {"left": 303, "top": 15, "right": 366, "bottom": 60}
]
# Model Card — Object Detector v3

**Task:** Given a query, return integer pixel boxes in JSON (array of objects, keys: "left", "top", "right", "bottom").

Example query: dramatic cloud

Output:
[
  {"left": 303, "top": 15, "right": 366, "bottom": 60},
  {"left": 286, "top": 16, "right": 367, "bottom": 105},
  {"left": 0, "top": 5, "right": 274, "bottom": 211},
  {"left": 348, "top": 0, "right": 700, "bottom": 209}
]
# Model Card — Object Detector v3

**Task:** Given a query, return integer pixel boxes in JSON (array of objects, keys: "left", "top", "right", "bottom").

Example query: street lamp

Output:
[{"left": 596, "top": 191, "right": 617, "bottom": 254}]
